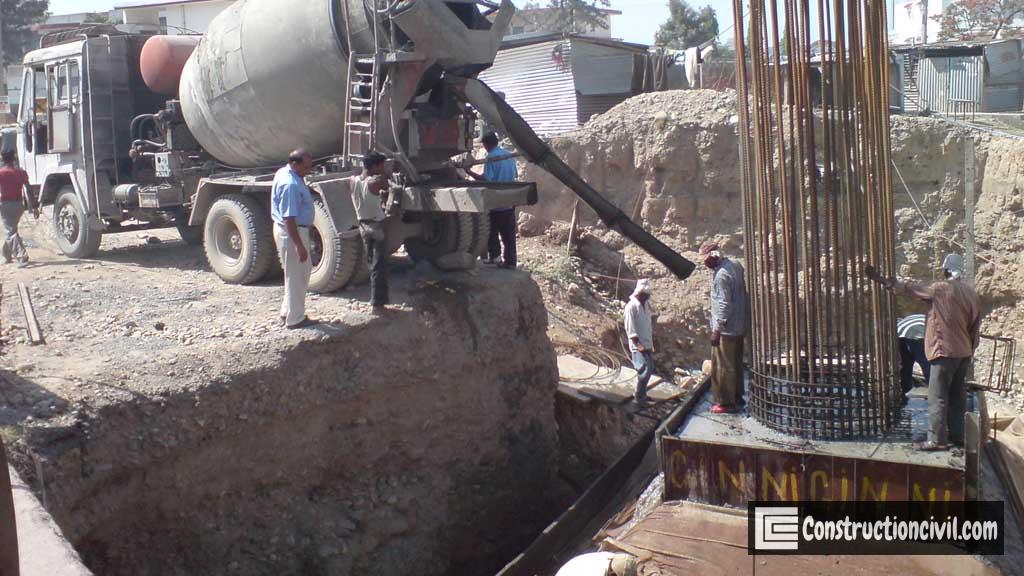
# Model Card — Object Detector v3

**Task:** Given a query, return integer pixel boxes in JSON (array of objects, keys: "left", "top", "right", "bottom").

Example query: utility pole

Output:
[
  {"left": 920, "top": 0, "right": 929, "bottom": 43},
  {"left": 964, "top": 143, "right": 976, "bottom": 281}
]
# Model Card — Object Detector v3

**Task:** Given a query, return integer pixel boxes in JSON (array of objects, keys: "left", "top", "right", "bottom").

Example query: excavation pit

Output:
[{"left": 3, "top": 267, "right": 564, "bottom": 576}]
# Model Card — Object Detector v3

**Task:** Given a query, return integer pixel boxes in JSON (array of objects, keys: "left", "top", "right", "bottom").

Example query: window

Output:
[
  {"left": 18, "top": 69, "right": 33, "bottom": 123},
  {"left": 69, "top": 61, "right": 80, "bottom": 102},
  {"left": 33, "top": 68, "right": 46, "bottom": 114}
]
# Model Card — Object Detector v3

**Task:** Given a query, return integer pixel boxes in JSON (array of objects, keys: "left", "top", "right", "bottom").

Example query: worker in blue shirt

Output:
[
  {"left": 466, "top": 132, "right": 518, "bottom": 269},
  {"left": 271, "top": 149, "right": 317, "bottom": 329}
]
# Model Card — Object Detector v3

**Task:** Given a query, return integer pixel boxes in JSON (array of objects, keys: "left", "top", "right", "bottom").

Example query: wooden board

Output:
[{"left": 17, "top": 282, "right": 44, "bottom": 345}]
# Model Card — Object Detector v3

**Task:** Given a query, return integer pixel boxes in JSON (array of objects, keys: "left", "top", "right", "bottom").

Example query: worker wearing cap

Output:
[
  {"left": 700, "top": 241, "right": 748, "bottom": 414},
  {"left": 623, "top": 279, "right": 655, "bottom": 403},
  {"left": 271, "top": 149, "right": 317, "bottom": 329},
  {"left": 867, "top": 254, "right": 981, "bottom": 451},
  {"left": 555, "top": 552, "right": 638, "bottom": 576}
]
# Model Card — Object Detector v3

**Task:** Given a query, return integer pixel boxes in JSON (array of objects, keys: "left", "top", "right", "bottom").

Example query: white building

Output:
[
  {"left": 115, "top": 0, "right": 234, "bottom": 35},
  {"left": 889, "top": 0, "right": 953, "bottom": 44}
]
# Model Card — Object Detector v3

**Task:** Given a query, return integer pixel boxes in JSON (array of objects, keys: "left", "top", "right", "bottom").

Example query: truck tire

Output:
[
  {"left": 203, "top": 194, "right": 274, "bottom": 284},
  {"left": 176, "top": 223, "right": 204, "bottom": 245},
  {"left": 405, "top": 213, "right": 475, "bottom": 261},
  {"left": 468, "top": 213, "right": 490, "bottom": 257},
  {"left": 53, "top": 187, "right": 102, "bottom": 258},
  {"left": 308, "top": 199, "right": 360, "bottom": 293}
]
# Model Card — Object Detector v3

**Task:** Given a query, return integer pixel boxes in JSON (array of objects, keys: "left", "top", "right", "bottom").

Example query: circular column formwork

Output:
[{"left": 730, "top": 0, "right": 901, "bottom": 439}]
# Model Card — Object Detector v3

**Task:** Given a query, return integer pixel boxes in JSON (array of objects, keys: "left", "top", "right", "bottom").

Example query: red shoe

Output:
[{"left": 711, "top": 404, "right": 730, "bottom": 414}]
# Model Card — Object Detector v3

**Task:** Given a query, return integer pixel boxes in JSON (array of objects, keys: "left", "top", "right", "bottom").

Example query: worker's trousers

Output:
[
  {"left": 631, "top": 350, "right": 654, "bottom": 401},
  {"left": 359, "top": 220, "right": 389, "bottom": 307},
  {"left": 712, "top": 335, "right": 745, "bottom": 408},
  {"left": 898, "top": 337, "right": 931, "bottom": 395},
  {"left": 928, "top": 356, "right": 971, "bottom": 446},
  {"left": 273, "top": 223, "right": 312, "bottom": 326},
  {"left": 488, "top": 208, "right": 517, "bottom": 268},
  {"left": 1, "top": 201, "right": 27, "bottom": 263}
]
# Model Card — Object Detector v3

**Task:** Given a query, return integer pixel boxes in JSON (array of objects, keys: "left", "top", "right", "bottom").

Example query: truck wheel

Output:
[
  {"left": 308, "top": 199, "right": 360, "bottom": 293},
  {"left": 203, "top": 194, "right": 274, "bottom": 284},
  {"left": 468, "top": 213, "right": 490, "bottom": 257},
  {"left": 176, "top": 223, "right": 204, "bottom": 245},
  {"left": 53, "top": 187, "right": 102, "bottom": 258},
  {"left": 405, "top": 213, "right": 474, "bottom": 261}
]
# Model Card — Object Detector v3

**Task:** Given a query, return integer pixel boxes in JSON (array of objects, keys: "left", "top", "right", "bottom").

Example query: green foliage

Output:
[
  {"left": 540, "top": 0, "right": 613, "bottom": 34},
  {"left": 84, "top": 11, "right": 114, "bottom": 24},
  {"left": 1, "top": 0, "right": 49, "bottom": 65},
  {"left": 935, "top": 0, "right": 1024, "bottom": 40},
  {"left": 655, "top": 0, "right": 719, "bottom": 49}
]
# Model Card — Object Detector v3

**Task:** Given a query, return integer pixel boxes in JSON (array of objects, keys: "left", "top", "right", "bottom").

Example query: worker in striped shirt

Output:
[{"left": 897, "top": 314, "right": 931, "bottom": 397}]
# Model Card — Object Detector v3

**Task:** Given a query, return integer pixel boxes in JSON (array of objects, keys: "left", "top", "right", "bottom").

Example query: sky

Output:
[{"left": 45, "top": 0, "right": 741, "bottom": 46}]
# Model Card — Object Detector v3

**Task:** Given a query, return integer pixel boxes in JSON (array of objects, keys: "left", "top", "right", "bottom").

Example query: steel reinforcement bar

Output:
[{"left": 732, "top": 0, "right": 901, "bottom": 438}]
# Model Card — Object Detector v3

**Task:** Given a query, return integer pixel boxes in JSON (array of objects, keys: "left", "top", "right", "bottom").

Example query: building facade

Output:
[{"left": 115, "top": 0, "right": 234, "bottom": 35}]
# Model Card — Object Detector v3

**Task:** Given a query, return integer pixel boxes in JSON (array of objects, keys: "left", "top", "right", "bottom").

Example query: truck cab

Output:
[{"left": 17, "top": 32, "right": 183, "bottom": 258}]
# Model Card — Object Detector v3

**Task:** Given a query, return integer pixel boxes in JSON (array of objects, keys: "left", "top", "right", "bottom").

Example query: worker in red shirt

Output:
[{"left": 0, "top": 149, "right": 37, "bottom": 266}]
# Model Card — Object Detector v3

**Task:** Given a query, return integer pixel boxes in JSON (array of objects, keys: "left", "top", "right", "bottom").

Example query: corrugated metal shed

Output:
[
  {"left": 478, "top": 39, "right": 580, "bottom": 137},
  {"left": 918, "top": 55, "right": 984, "bottom": 115},
  {"left": 577, "top": 93, "right": 629, "bottom": 124},
  {"left": 478, "top": 35, "right": 647, "bottom": 136}
]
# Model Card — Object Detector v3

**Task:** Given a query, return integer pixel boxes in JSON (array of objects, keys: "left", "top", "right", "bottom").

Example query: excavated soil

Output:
[
  {"left": 0, "top": 225, "right": 565, "bottom": 575},
  {"left": 519, "top": 90, "right": 1024, "bottom": 390}
]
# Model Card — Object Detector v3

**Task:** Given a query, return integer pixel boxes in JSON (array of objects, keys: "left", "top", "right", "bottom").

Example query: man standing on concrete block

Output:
[
  {"left": 465, "top": 132, "right": 518, "bottom": 269},
  {"left": 700, "top": 241, "right": 748, "bottom": 414},
  {"left": 624, "top": 279, "right": 655, "bottom": 404},
  {"left": 352, "top": 152, "right": 392, "bottom": 313},
  {"left": 271, "top": 149, "right": 317, "bottom": 329},
  {"left": 867, "top": 254, "right": 981, "bottom": 451}
]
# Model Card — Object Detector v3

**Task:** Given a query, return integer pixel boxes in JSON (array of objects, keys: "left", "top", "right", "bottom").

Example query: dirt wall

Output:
[
  {"left": 523, "top": 90, "right": 1024, "bottom": 382},
  {"left": 7, "top": 273, "right": 561, "bottom": 576}
]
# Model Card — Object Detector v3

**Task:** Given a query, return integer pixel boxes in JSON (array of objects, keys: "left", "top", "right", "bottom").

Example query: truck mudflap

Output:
[{"left": 402, "top": 181, "right": 537, "bottom": 213}]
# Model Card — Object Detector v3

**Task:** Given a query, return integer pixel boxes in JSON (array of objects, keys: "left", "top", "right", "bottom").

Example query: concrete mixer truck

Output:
[{"left": 14, "top": 0, "right": 696, "bottom": 291}]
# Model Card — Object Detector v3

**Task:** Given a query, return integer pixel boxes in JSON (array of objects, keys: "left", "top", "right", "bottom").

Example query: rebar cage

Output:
[{"left": 731, "top": 0, "right": 901, "bottom": 438}]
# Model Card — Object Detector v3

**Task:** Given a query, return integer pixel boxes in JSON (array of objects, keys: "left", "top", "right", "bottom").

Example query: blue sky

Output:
[{"left": 47, "top": 0, "right": 739, "bottom": 45}]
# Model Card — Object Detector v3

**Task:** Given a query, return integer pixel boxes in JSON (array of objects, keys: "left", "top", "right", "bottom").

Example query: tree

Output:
[
  {"left": 1, "top": 0, "right": 49, "bottom": 66},
  {"left": 655, "top": 0, "right": 720, "bottom": 49},
  {"left": 934, "top": 0, "right": 1024, "bottom": 40},
  {"left": 540, "top": 0, "right": 613, "bottom": 34},
  {"left": 84, "top": 11, "right": 115, "bottom": 25}
]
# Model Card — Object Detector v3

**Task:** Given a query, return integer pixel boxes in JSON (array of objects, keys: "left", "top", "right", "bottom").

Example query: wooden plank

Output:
[
  {"left": 17, "top": 282, "right": 44, "bottom": 345},
  {"left": 557, "top": 384, "right": 592, "bottom": 404},
  {"left": 579, "top": 387, "right": 632, "bottom": 405}
]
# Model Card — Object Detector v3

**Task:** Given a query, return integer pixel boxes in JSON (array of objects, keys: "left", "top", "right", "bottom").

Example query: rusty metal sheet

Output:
[
  {"left": 705, "top": 444, "right": 756, "bottom": 506},
  {"left": 662, "top": 437, "right": 712, "bottom": 503},
  {"left": 855, "top": 458, "right": 911, "bottom": 501},
  {"left": 662, "top": 438, "right": 966, "bottom": 506}
]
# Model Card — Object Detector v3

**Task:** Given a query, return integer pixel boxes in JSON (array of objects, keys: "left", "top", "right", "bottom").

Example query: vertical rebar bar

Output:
[{"left": 733, "top": 0, "right": 900, "bottom": 438}]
